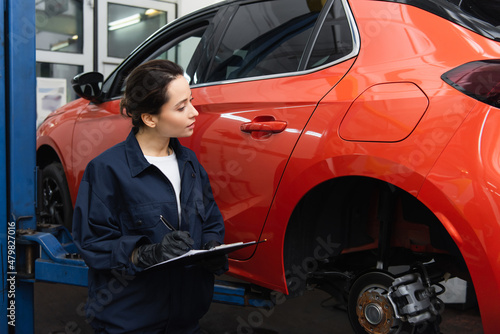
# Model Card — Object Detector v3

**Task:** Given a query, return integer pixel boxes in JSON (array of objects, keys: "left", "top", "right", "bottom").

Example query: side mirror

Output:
[{"left": 71, "top": 72, "right": 104, "bottom": 103}]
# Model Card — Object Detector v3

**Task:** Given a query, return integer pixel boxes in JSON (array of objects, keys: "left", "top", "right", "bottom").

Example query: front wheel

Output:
[{"left": 40, "top": 162, "right": 73, "bottom": 230}]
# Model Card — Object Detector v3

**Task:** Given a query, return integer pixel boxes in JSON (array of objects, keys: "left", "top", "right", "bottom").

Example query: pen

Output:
[
  {"left": 160, "top": 215, "right": 194, "bottom": 251},
  {"left": 160, "top": 215, "right": 176, "bottom": 231}
]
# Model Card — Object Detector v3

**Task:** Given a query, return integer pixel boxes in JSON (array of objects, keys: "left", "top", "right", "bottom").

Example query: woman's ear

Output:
[{"left": 141, "top": 113, "right": 157, "bottom": 129}]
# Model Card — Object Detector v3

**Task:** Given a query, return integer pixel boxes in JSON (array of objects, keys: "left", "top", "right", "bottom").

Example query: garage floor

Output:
[{"left": 34, "top": 277, "right": 483, "bottom": 334}]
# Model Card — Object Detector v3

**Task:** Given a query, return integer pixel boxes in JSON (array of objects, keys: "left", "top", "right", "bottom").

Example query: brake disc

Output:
[{"left": 348, "top": 270, "right": 443, "bottom": 334}]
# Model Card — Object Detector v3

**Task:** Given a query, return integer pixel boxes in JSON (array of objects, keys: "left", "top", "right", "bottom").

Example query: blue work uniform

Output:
[{"left": 72, "top": 129, "right": 226, "bottom": 333}]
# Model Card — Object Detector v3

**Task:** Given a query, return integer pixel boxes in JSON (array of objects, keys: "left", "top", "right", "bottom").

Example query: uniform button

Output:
[
  {"left": 136, "top": 220, "right": 143, "bottom": 226},
  {"left": 192, "top": 173, "right": 195, "bottom": 178}
]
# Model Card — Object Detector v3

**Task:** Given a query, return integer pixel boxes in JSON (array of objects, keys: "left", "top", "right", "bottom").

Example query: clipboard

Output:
[{"left": 145, "top": 239, "right": 266, "bottom": 270}]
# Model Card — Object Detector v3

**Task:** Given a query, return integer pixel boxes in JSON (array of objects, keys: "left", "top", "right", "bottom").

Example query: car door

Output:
[{"left": 181, "top": 0, "right": 357, "bottom": 259}]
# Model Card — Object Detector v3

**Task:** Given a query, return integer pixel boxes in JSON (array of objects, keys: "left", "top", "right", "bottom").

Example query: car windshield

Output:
[{"left": 378, "top": 0, "right": 500, "bottom": 40}]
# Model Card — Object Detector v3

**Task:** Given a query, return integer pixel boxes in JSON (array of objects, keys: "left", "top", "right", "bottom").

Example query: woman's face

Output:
[{"left": 152, "top": 75, "right": 199, "bottom": 138}]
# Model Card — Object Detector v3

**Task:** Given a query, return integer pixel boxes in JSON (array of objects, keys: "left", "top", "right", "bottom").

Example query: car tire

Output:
[{"left": 41, "top": 162, "right": 74, "bottom": 230}]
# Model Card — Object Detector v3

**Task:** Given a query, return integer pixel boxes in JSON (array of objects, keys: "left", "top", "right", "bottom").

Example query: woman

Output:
[{"left": 72, "top": 59, "right": 227, "bottom": 333}]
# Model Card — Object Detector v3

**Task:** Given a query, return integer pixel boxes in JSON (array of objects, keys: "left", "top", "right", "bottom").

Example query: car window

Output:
[
  {"left": 306, "top": 0, "right": 354, "bottom": 70},
  {"left": 118, "top": 26, "right": 207, "bottom": 94},
  {"left": 102, "top": 10, "right": 219, "bottom": 99},
  {"left": 205, "top": 0, "right": 327, "bottom": 83}
]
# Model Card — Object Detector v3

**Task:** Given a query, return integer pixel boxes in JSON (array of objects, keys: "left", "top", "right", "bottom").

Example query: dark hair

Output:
[{"left": 120, "top": 59, "right": 184, "bottom": 128}]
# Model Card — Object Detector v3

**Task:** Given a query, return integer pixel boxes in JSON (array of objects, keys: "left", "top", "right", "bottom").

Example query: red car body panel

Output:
[
  {"left": 71, "top": 101, "right": 131, "bottom": 188},
  {"left": 182, "top": 59, "right": 355, "bottom": 260},
  {"left": 419, "top": 102, "right": 500, "bottom": 332},
  {"left": 37, "top": 99, "right": 131, "bottom": 204},
  {"left": 36, "top": 0, "right": 500, "bottom": 330}
]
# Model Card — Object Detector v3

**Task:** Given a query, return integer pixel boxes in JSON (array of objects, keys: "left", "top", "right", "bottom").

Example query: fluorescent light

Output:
[
  {"left": 50, "top": 41, "right": 69, "bottom": 51},
  {"left": 50, "top": 35, "right": 79, "bottom": 51},
  {"left": 108, "top": 13, "right": 141, "bottom": 31}
]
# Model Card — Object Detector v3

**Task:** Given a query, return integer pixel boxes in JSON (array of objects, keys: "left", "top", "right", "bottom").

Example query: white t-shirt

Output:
[{"left": 145, "top": 151, "right": 181, "bottom": 219}]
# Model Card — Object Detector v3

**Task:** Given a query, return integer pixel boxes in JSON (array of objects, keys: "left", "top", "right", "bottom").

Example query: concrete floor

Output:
[{"left": 34, "top": 277, "right": 483, "bottom": 334}]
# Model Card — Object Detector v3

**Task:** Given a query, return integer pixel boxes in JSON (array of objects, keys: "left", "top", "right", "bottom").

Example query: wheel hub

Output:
[
  {"left": 42, "top": 177, "right": 63, "bottom": 225},
  {"left": 356, "top": 289, "right": 394, "bottom": 334},
  {"left": 365, "top": 303, "right": 383, "bottom": 325}
]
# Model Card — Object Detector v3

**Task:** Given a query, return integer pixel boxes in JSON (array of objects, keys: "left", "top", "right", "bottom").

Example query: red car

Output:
[{"left": 37, "top": 0, "right": 500, "bottom": 332}]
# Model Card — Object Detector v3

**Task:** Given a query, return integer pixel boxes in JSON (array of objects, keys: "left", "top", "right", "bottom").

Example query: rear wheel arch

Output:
[{"left": 283, "top": 175, "right": 467, "bottom": 296}]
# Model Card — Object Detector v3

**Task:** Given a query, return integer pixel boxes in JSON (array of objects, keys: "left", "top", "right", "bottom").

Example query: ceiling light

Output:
[
  {"left": 108, "top": 13, "right": 141, "bottom": 31},
  {"left": 145, "top": 9, "right": 160, "bottom": 16},
  {"left": 50, "top": 41, "right": 69, "bottom": 51}
]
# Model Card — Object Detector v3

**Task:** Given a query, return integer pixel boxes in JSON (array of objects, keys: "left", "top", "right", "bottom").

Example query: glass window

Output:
[
  {"left": 108, "top": 4, "right": 168, "bottom": 59},
  {"left": 206, "top": 0, "right": 325, "bottom": 82},
  {"left": 36, "top": 62, "right": 83, "bottom": 127},
  {"left": 306, "top": 0, "right": 353, "bottom": 70},
  {"left": 147, "top": 28, "right": 206, "bottom": 82},
  {"left": 36, "top": 62, "right": 84, "bottom": 102},
  {"left": 35, "top": 0, "right": 83, "bottom": 53},
  {"left": 117, "top": 25, "right": 209, "bottom": 95}
]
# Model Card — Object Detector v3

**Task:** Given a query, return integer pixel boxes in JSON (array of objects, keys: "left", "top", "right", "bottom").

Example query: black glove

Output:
[
  {"left": 200, "top": 240, "right": 228, "bottom": 275},
  {"left": 134, "top": 231, "right": 194, "bottom": 268}
]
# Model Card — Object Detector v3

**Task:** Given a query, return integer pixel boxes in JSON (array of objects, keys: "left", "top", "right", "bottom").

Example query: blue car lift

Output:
[{"left": 1, "top": 2, "right": 269, "bottom": 333}]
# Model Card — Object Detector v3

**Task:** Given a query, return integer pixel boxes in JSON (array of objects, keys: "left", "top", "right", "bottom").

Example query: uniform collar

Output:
[{"left": 125, "top": 129, "right": 191, "bottom": 177}]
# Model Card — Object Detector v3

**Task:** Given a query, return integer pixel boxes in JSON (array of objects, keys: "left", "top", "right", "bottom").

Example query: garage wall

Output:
[{"left": 178, "top": 0, "right": 224, "bottom": 17}]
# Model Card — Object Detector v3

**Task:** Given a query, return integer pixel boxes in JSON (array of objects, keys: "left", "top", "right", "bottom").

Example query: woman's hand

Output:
[{"left": 132, "top": 231, "right": 194, "bottom": 267}]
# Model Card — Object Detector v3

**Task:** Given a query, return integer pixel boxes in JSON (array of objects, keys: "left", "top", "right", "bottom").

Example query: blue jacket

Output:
[{"left": 72, "top": 129, "right": 226, "bottom": 333}]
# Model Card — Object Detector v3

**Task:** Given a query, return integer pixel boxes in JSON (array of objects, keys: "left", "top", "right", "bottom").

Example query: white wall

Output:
[{"left": 177, "top": 0, "right": 224, "bottom": 17}]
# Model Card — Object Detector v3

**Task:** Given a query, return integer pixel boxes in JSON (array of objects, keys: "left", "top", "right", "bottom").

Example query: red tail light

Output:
[{"left": 441, "top": 60, "right": 500, "bottom": 108}]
